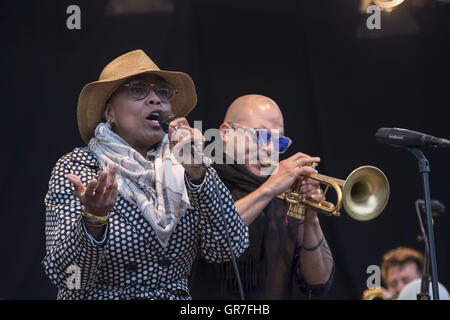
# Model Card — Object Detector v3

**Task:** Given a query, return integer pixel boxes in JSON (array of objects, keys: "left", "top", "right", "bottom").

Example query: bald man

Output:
[{"left": 189, "top": 95, "right": 334, "bottom": 299}]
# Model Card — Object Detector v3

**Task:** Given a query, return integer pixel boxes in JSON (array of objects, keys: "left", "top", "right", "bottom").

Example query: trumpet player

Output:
[{"left": 190, "top": 94, "right": 334, "bottom": 299}]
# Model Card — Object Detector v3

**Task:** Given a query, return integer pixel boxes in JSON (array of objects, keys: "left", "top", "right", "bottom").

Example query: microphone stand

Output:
[
  {"left": 408, "top": 148, "right": 440, "bottom": 300},
  {"left": 415, "top": 200, "right": 431, "bottom": 300}
]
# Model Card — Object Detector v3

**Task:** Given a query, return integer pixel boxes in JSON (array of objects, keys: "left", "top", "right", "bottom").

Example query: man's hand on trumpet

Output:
[
  {"left": 291, "top": 162, "right": 325, "bottom": 224},
  {"left": 261, "top": 152, "right": 320, "bottom": 198},
  {"left": 261, "top": 152, "right": 324, "bottom": 224},
  {"left": 299, "top": 177, "right": 324, "bottom": 224}
]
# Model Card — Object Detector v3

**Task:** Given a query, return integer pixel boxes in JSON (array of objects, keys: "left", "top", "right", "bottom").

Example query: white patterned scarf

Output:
[{"left": 88, "top": 122, "right": 190, "bottom": 248}]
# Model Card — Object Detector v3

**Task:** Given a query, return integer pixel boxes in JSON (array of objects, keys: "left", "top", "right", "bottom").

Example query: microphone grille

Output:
[{"left": 157, "top": 112, "right": 178, "bottom": 133}]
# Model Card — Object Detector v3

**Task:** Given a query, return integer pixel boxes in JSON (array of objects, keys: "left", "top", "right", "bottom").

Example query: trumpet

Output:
[
  {"left": 362, "top": 288, "right": 391, "bottom": 300},
  {"left": 260, "top": 157, "right": 390, "bottom": 221}
]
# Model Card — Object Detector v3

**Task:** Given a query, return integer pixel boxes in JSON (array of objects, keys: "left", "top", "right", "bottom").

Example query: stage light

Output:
[
  {"left": 360, "top": 0, "right": 406, "bottom": 13},
  {"left": 105, "top": 0, "right": 174, "bottom": 16},
  {"left": 373, "top": 0, "right": 406, "bottom": 11},
  {"left": 360, "top": 0, "right": 443, "bottom": 13},
  {"left": 357, "top": 0, "right": 420, "bottom": 38}
]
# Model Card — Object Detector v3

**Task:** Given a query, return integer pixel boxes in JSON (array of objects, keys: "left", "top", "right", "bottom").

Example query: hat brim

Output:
[{"left": 77, "top": 69, "right": 197, "bottom": 144}]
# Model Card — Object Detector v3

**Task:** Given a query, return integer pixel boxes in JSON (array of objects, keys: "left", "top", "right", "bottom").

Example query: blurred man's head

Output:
[
  {"left": 381, "top": 247, "right": 424, "bottom": 299},
  {"left": 219, "top": 94, "right": 285, "bottom": 177}
]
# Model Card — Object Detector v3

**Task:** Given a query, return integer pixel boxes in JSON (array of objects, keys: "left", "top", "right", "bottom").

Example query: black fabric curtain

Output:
[{"left": 1, "top": 0, "right": 449, "bottom": 299}]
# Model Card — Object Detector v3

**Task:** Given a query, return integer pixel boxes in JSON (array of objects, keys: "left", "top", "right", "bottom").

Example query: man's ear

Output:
[{"left": 219, "top": 123, "right": 232, "bottom": 142}]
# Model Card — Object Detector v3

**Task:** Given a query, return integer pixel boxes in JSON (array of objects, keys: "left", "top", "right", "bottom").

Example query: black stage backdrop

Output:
[{"left": 0, "top": 0, "right": 449, "bottom": 299}]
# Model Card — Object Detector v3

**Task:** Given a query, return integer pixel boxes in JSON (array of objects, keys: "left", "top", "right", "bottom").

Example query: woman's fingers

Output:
[
  {"left": 168, "top": 123, "right": 192, "bottom": 152},
  {"left": 66, "top": 174, "right": 85, "bottom": 198},
  {"left": 105, "top": 165, "right": 118, "bottom": 194},
  {"left": 169, "top": 117, "right": 189, "bottom": 129},
  {"left": 85, "top": 179, "right": 98, "bottom": 200},
  {"left": 168, "top": 118, "right": 189, "bottom": 142},
  {"left": 94, "top": 171, "right": 108, "bottom": 196},
  {"left": 171, "top": 123, "right": 203, "bottom": 145},
  {"left": 95, "top": 165, "right": 118, "bottom": 196},
  {"left": 173, "top": 125, "right": 193, "bottom": 144},
  {"left": 67, "top": 167, "right": 118, "bottom": 216}
]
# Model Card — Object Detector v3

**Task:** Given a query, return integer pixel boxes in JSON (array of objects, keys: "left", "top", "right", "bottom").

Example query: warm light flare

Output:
[{"left": 373, "top": 0, "right": 407, "bottom": 9}]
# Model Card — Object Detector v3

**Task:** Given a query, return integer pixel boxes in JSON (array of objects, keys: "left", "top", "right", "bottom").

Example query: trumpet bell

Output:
[
  {"left": 343, "top": 166, "right": 390, "bottom": 221},
  {"left": 362, "top": 288, "right": 389, "bottom": 300}
]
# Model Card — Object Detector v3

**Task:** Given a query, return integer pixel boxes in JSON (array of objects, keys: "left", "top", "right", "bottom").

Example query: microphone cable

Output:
[
  {"left": 159, "top": 113, "right": 246, "bottom": 300},
  {"left": 198, "top": 157, "right": 246, "bottom": 300}
]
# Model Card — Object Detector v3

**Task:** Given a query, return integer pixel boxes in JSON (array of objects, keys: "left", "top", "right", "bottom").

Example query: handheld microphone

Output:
[
  {"left": 158, "top": 112, "right": 180, "bottom": 134},
  {"left": 157, "top": 112, "right": 211, "bottom": 168},
  {"left": 375, "top": 128, "right": 450, "bottom": 148}
]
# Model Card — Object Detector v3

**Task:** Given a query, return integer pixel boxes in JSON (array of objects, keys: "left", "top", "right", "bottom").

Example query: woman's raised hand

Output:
[
  {"left": 66, "top": 164, "right": 118, "bottom": 216},
  {"left": 167, "top": 116, "right": 206, "bottom": 181}
]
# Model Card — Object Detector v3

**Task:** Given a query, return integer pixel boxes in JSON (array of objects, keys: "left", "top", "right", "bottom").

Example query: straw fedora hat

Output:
[{"left": 77, "top": 49, "right": 197, "bottom": 144}]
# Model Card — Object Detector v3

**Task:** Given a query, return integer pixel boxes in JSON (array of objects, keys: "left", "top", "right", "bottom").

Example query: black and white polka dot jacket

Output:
[{"left": 42, "top": 147, "right": 249, "bottom": 300}]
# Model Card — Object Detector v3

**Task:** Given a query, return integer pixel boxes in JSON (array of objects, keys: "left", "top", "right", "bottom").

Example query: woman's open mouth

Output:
[{"left": 146, "top": 111, "right": 161, "bottom": 127}]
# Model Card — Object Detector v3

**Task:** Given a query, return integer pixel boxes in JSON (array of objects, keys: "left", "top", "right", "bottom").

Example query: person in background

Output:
[
  {"left": 363, "top": 246, "right": 424, "bottom": 299},
  {"left": 380, "top": 247, "right": 424, "bottom": 299},
  {"left": 190, "top": 94, "right": 334, "bottom": 299}
]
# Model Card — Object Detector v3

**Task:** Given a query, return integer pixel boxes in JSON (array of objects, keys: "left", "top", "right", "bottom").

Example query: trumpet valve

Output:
[{"left": 287, "top": 203, "right": 306, "bottom": 220}]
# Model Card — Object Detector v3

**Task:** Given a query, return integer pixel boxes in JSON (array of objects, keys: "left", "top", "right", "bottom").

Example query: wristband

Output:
[{"left": 81, "top": 207, "right": 109, "bottom": 226}]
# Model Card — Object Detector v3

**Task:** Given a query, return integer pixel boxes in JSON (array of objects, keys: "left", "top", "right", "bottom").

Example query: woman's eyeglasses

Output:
[
  {"left": 123, "top": 79, "right": 177, "bottom": 102},
  {"left": 228, "top": 122, "right": 292, "bottom": 154}
]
